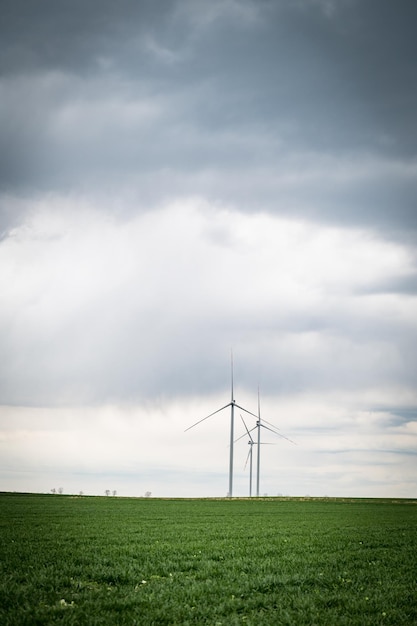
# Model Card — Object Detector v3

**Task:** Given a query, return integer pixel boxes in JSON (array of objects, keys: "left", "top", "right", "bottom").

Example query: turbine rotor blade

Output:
[
  {"left": 184, "top": 402, "right": 232, "bottom": 432},
  {"left": 244, "top": 447, "right": 251, "bottom": 470},
  {"left": 261, "top": 423, "right": 296, "bottom": 444},
  {"left": 240, "top": 415, "right": 254, "bottom": 443},
  {"left": 231, "top": 348, "right": 234, "bottom": 402},
  {"left": 234, "top": 425, "right": 257, "bottom": 444},
  {"left": 234, "top": 403, "right": 258, "bottom": 419},
  {"left": 262, "top": 418, "right": 282, "bottom": 431},
  {"left": 260, "top": 423, "right": 280, "bottom": 435}
]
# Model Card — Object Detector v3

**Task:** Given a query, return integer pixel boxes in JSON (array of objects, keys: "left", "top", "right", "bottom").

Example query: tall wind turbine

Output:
[
  {"left": 241, "top": 415, "right": 255, "bottom": 498},
  {"left": 239, "top": 414, "right": 275, "bottom": 498},
  {"left": 256, "top": 388, "right": 296, "bottom": 497},
  {"left": 185, "top": 352, "right": 257, "bottom": 497}
]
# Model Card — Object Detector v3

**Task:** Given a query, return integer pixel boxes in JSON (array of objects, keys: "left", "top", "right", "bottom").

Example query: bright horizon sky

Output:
[{"left": 1, "top": 0, "right": 416, "bottom": 498}]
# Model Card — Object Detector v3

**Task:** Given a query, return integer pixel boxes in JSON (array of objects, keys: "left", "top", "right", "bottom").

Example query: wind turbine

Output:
[
  {"left": 255, "top": 388, "right": 296, "bottom": 497},
  {"left": 239, "top": 414, "right": 275, "bottom": 498},
  {"left": 241, "top": 415, "right": 255, "bottom": 498},
  {"left": 185, "top": 352, "right": 258, "bottom": 497}
]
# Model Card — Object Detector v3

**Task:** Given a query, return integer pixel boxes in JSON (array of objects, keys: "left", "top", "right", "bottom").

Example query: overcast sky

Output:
[{"left": 1, "top": 0, "right": 416, "bottom": 498}]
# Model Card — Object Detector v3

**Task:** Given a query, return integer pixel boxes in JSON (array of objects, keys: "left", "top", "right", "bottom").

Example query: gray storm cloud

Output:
[{"left": 1, "top": 0, "right": 417, "bottom": 233}]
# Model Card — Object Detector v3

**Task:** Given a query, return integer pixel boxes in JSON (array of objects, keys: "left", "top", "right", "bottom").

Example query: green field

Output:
[{"left": 0, "top": 494, "right": 416, "bottom": 625}]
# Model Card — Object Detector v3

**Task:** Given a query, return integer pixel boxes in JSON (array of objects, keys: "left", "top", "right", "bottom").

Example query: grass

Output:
[{"left": 0, "top": 494, "right": 416, "bottom": 625}]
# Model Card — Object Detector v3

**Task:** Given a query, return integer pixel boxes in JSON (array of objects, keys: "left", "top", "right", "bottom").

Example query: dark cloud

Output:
[
  {"left": 1, "top": 0, "right": 416, "bottom": 238},
  {"left": 332, "top": 1, "right": 417, "bottom": 157},
  {"left": 0, "top": 0, "right": 175, "bottom": 75}
]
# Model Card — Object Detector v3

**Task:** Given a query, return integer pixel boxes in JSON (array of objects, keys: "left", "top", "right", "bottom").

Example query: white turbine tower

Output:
[
  {"left": 240, "top": 415, "right": 255, "bottom": 498},
  {"left": 185, "top": 352, "right": 257, "bottom": 497},
  {"left": 255, "top": 388, "right": 296, "bottom": 497},
  {"left": 239, "top": 414, "right": 275, "bottom": 498}
]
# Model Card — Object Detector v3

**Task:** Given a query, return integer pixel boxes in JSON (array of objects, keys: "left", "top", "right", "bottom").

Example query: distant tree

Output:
[
  {"left": 144, "top": 491, "right": 152, "bottom": 498},
  {"left": 58, "top": 487, "right": 63, "bottom": 494},
  {"left": 51, "top": 488, "right": 56, "bottom": 494},
  {"left": 112, "top": 490, "right": 117, "bottom": 497},
  {"left": 79, "top": 491, "right": 83, "bottom": 496},
  {"left": 105, "top": 489, "right": 111, "bottom": 496}
]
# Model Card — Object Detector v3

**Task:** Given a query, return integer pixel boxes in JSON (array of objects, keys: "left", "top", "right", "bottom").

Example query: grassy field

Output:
[{"left": 0, "top": 494, "right": 416, "bottom": 625}]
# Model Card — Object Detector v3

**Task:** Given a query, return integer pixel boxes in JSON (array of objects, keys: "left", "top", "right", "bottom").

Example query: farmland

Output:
[{"left": 0, "top": 494, "right": 416, "bottom": 625}]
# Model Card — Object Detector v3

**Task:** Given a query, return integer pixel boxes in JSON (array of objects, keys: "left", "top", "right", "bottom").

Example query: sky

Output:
[{"left": 1, "top": 0, "right": 416, "bottom": 498}]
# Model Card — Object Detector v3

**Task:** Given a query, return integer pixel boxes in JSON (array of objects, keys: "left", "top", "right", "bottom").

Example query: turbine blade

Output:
[
  {"left": 184, "top": 402, "right": 232, "bottom": 432},
  {"left": 258, "top": 385, "right": 260, "bottom": 418},
  {"left": 234, "top": 403, "right": 258, "bottom": 419},
  {"left": 262, "top": 418, "right": 282, "bottom": 431},
  {"left": 261, "top": 418, "right": 297, "bottom": 443},
  {"left": 234, "top": 424, "right": 256, "bottom": 444},
  {"left": 261, "top": 423, "right": 296, "bottom": 444},
  {"left": 240, "top": 415, "right": 254, "bottom": 442},
  {"left": 244, "top": 447, "right": 251, "bottom": 470},
  {"left": 260, "top": 423, "right": 280, "bottom": 435},
  {"left": 231, "top": 348, "right": 234, "bottom": 402}
]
